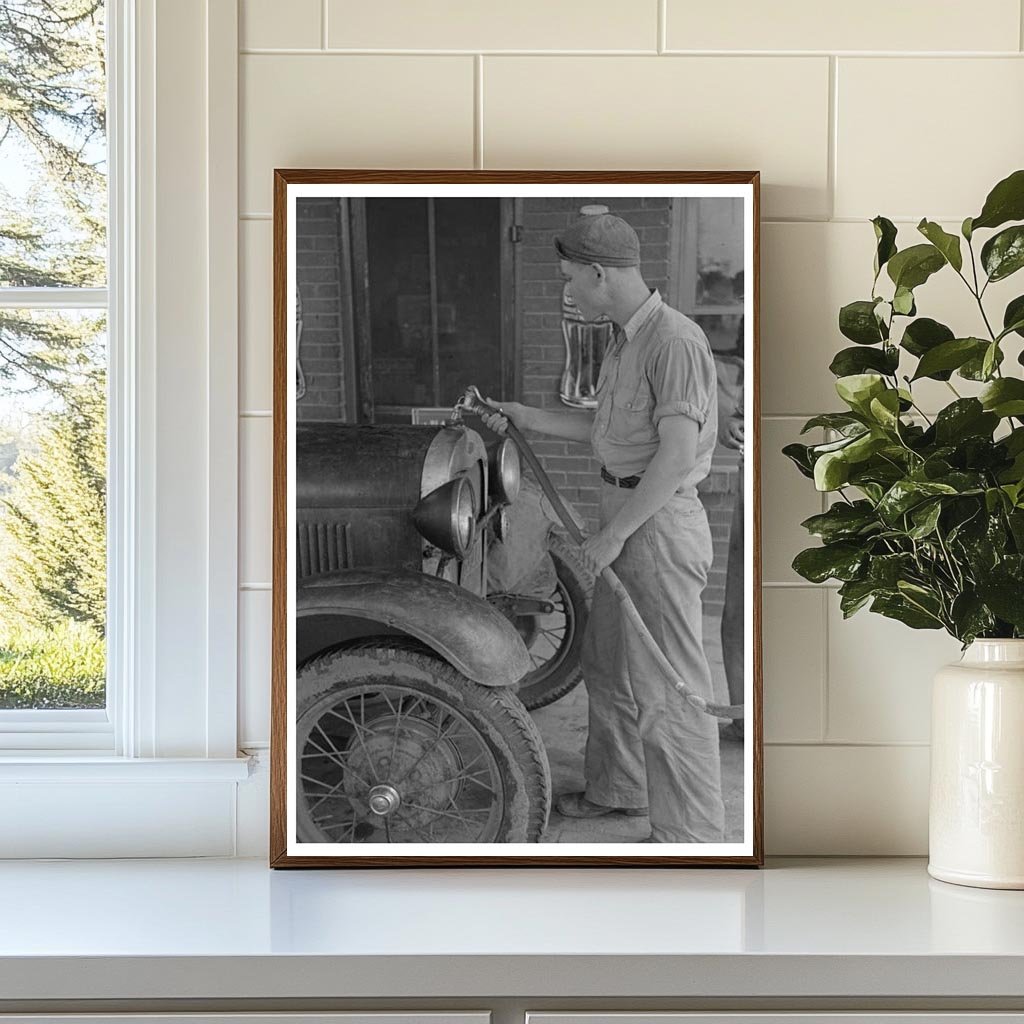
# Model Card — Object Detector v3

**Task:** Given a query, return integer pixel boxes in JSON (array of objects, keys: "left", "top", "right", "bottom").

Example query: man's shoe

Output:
[{"left": 556, "top": 792, "right": 648, "bottom": 818}]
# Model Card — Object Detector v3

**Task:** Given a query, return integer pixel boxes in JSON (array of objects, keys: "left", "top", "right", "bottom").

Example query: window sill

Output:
[
  {"left": 0, "top": 754, "right": 252, "bottom": 782},
  {"left": 0, "top": 755, "right": 255, "bottom": 857}
]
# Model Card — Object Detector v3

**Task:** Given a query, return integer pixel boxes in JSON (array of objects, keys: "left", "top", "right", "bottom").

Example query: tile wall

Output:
[{"left": 237, "top": 0, "right": 1024, "bottom": 853}]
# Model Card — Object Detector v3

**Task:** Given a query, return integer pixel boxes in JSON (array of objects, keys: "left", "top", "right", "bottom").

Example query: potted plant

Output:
[{"left": 785, "top": 169, "right": 1024, "bottom": 889}]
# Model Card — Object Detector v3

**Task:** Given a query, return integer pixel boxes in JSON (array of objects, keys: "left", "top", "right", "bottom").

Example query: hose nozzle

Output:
[{"left": 452, "top": 384, "right": 495, "bottom": 422}]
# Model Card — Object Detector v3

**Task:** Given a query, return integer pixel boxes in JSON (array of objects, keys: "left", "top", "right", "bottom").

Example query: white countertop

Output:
[{"left": 1, "top": 857, "right": 1023, "bottom": 1001}]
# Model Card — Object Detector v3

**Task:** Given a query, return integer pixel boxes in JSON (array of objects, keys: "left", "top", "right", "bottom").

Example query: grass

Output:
[{"left": 0, "top": 620, "right": 105, "bottom": 709}]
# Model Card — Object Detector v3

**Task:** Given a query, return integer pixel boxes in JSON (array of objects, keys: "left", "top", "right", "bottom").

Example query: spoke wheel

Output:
[
  {"left": 512, "top": 534, "right": 593, "bottom": 711},
  {"left": 296, "top": 644, "right": 550, "bottom": 844}
]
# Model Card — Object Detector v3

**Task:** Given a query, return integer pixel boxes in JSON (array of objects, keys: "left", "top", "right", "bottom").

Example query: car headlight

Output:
[
  {"left": 413, "top": 476, "right": 478, "bottom": 558},
  {"left": 489, "top": 438, "right": 521, "bottom": 505}
]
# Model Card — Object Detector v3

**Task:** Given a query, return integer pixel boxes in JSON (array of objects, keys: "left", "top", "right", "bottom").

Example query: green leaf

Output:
[
  {"left": 960, "top": 344, "right": 1004, "bottom": 381},
  {"left": 933, "top": 399, "right": 999, "bottom": 445},
  {"left": 810, "top": 434, "right": 865, "bottom": 456},
  {"left": 1006, "top": 427, "right": 1024, "bottom": 456},
  {"left": 950, "top": 592, "right": 996, "bottom": 644},
  {"left": 911, "top": 337, "right": 987, "bottom": 381},
  {"left": 872, "top": 216, "right": 898, "bottom": 277},
  {"left": 814, "top": 450, "right": 850, "bottom": 491},
  {"left": 839, "top": 300, "right": 886, "bottom": 345},
  {"left": 892, "top": 286, "right": 916, "bottom": 316},
  {"left": 933, "top": 470, "right": 987, "bottom": 494},
  {"left": 982, "top": 341, "right": 1000, "bottom": 381},
  {"left": 908, "top": 500, "right": 942, "bottom": 539},
  {"left": 949, "top": 437, "right": 1005, "bottom": 472},
  {"left": 800, "top": 501, "right": 879, "bottom": 543},
  {"left": 877, "top": 479, "right": 958, "bottom": 523},
  {"left": 985, "top": 486, "right": 1009, "bottom": 513},
  {"left": 948, "top": 500, "right": 1005, "bottom": 573},
  {"left": 1003, "top": 295, "right": 1024, "bottom": 340},
  {"left": 835, "top": 373, "right": 886, "bottom": 413},
  {"left": 868, "top": 389, "right": 902, "bottom": 430},
  {"left": 868, "top": 552, "right": 915, "bottom": 587},
  {"left": 980, "top": 378, "right": 1024, "bottom": 418},
  {"left": 887, "top": 244, "right": 946, "bottom": 291},
  {"left": 1009, "top": 508, "right": 1024, "bottom": 546},
  {"left": 849, "top": 459, "right": 906, "bottom": 489},
  {"left": 981, "top": 225, "right": 1024, "bottom": 283},
  {"left": 792, "top": 542, "right": 866, "bottom": 584},
  {"left": 917, "top": 219, "right": 963, "bottom": 272},
  {"left": 976, "top": 577, "right": 1024, "bottom": 629},
  {"left": 971, "top": 168, "right": 1024, "bottom": 232},
  {"left": 800, "top": 412, "right": 866, "bottom": 435},
  {"left": 962, "top": 216, "right": 974, "bottom": 241},
  {"left": 829, "top": 345, "right": 899, "bottom": 378},
  {"left": 998, "top": 452, "right": 1024, "bottom": 487},
  {"left": 782, "top": 442, "right": 815, "bottom": 479},
  {"left": 900, "top": 317, "right": 954, "bottom": 358},
  {"left": 838, "top": 579, "right": 879, "bottom": 618},
  {"left": 845, "top": 432, "right": 888, "bottom": 466},
  {"left": 856, "top": 482, "right": 885, "bottom": 504}
]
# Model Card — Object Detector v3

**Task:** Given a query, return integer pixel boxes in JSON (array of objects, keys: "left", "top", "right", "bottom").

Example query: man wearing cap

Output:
[{"left": 484, "top": 208, "right": 725, "bottom": 844}]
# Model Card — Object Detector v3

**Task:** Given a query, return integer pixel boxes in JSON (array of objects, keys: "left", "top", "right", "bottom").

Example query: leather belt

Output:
[{"left": 600, "top": 466, "right": 642, "bottom": 489}]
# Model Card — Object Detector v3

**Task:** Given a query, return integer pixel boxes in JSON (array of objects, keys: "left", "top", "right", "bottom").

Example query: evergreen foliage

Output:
[
  {"left": 0, "top": 373, "right": 105, "bottom": 632},
  {"left": 0, "top": 1, "right": 107, "bottom": 705}
]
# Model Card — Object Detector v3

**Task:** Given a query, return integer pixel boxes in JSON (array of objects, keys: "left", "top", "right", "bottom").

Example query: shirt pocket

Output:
[{"left": 609, "top": 374, "right": 655, "bottom": 441}]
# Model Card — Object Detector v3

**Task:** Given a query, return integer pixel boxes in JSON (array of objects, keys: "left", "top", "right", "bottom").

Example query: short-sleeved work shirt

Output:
[{"left": 591, "top": 289, "right": 718, "bottom": 495}]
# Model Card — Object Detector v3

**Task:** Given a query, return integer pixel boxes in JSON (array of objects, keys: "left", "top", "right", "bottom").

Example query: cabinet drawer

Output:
[{"left": 528, "top": 1016, "right": 1024, "bottom": 1024}]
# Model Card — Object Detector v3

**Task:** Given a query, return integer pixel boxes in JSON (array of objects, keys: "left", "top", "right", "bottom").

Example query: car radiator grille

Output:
[{"left": 297, "top": 520, "right": 352, "bottom": 579}]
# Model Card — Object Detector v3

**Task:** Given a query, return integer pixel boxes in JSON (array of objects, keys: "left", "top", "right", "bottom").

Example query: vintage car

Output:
[{"left": 295, "top": 420, "right": 585, "bottom": 845}]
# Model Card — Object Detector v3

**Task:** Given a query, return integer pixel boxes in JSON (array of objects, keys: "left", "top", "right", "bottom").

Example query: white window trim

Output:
[{"left": 0, "top": 0, "right": 249, "bottom": 855}]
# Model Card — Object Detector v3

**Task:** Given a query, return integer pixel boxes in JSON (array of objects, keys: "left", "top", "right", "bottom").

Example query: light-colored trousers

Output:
[{"left": 580, "top": 483, "right": 725, "bottom": 843}]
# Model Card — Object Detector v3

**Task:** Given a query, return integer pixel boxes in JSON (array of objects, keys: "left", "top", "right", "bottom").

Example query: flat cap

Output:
[{"left": 555, "top": 210, "right": 641, "bottom": 268}]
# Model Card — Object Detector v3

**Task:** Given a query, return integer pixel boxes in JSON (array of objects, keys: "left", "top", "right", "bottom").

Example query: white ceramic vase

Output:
[{"left": 929, "top": 639, "right": 1024, "bottom": 889}]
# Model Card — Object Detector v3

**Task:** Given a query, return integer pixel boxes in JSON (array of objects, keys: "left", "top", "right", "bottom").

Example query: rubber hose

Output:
[{"left": 502, "top": 419, "right": 744, "bottom": 722}]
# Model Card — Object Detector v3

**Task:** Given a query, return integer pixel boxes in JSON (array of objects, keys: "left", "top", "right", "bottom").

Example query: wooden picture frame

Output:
[{"left": 271, "top": 170, "right": 762, "bottom": 867}]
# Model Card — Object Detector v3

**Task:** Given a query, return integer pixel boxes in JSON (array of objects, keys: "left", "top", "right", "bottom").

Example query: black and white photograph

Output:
[{"left": 271, "top": 172, "right": 761, "bottom": 867}]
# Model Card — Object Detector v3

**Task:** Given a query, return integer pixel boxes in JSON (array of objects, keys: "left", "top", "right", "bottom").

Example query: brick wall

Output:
[
  {"left": 517, "top": 197, "right": 737, "bottom": 617},
  {"left": 295, "top": 198, "right": 346, "bottom": 421}
]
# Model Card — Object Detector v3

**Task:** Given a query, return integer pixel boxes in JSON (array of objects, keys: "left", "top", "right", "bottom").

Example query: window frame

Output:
[
  {"left": 0, "top": 7, "right": 118, "bottom": 750},
  {"left": 0, "top": 0, "right": 247, "bottom": 859},
  {"left": 342, "top": 196, "right": 517, "bottom": 424}
]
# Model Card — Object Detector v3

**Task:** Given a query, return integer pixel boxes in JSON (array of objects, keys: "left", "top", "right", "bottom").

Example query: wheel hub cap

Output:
[{"left": 367, "top": 784, "right": 401, "bottom": 817}]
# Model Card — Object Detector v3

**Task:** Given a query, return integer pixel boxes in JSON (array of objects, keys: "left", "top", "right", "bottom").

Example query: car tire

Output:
[
  {"left": 295, "top": 643, "right": 551, "bottom": 844},
  {"left": 515, "top": 532, "right": 593, "bottom": 711}
]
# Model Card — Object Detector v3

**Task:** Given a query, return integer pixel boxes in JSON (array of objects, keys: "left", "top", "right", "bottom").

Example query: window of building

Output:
[
  {"left": 295, "top": 197, "right": 516, "bottom": 425},
  {"left": 0, "top": 0, "right": 108, "bottom": 721},
  {"left": 669, "top": 197, "right": 745, "bottom": 466}
]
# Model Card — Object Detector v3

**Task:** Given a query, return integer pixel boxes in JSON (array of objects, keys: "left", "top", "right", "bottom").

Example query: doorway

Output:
[{"left": 346, "top": 197, "right": 516, "bottom": 423}]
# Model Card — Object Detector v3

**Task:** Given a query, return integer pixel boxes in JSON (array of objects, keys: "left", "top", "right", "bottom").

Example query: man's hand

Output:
[
  {"left": 580, "top": 526, "right": 627, "bottom": 576},
  {"left": 480, "top": 398, "right": 531, "bottom": 436},
  {"left": 722, "top": 415, "right": 744, "bottom": 451}
]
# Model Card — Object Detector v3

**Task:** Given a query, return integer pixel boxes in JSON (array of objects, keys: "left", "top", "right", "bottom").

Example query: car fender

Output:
[{"left": 297, "top": 568, "right": 533, "bottom": 688}]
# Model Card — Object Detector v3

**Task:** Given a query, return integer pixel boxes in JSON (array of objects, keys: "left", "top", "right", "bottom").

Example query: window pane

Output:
[
  {"left": 695, "top": 199, "right": 743, "bottom": 308},
  {"left": 364, "top": 198, "right": 434, "bottom": 411},
  {"left": 0, "top": 309, "right": 106, "bottom": 709},
  {"left": 435, "top": 198, "right": 503, "bottom": 403},
  {"left": 0, "top": 1, "right": 107, "bottom": 288},
  {"left": 361, "top": 198, "right": 504, "bottom": 420}
]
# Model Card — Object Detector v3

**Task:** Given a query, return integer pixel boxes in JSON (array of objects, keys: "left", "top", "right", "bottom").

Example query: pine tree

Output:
[
  {"left": 0, "top": 0, "right": 106, "bottom": 394},
  {"left": 0, "top": 1, "right": 107, "bottom": 647},
  {"left": 0, "top": 372, "right": 105, "bottom": 632}
]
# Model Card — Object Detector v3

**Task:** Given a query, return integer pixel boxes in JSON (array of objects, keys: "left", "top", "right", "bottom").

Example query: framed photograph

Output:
[{"left": 271, "top": 171, "right": 762, "bottom": 867}]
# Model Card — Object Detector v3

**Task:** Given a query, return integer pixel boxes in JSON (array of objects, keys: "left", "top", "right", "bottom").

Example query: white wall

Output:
[{"left": 235, "top": 0, "right": 1024, "bottom": 855}]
